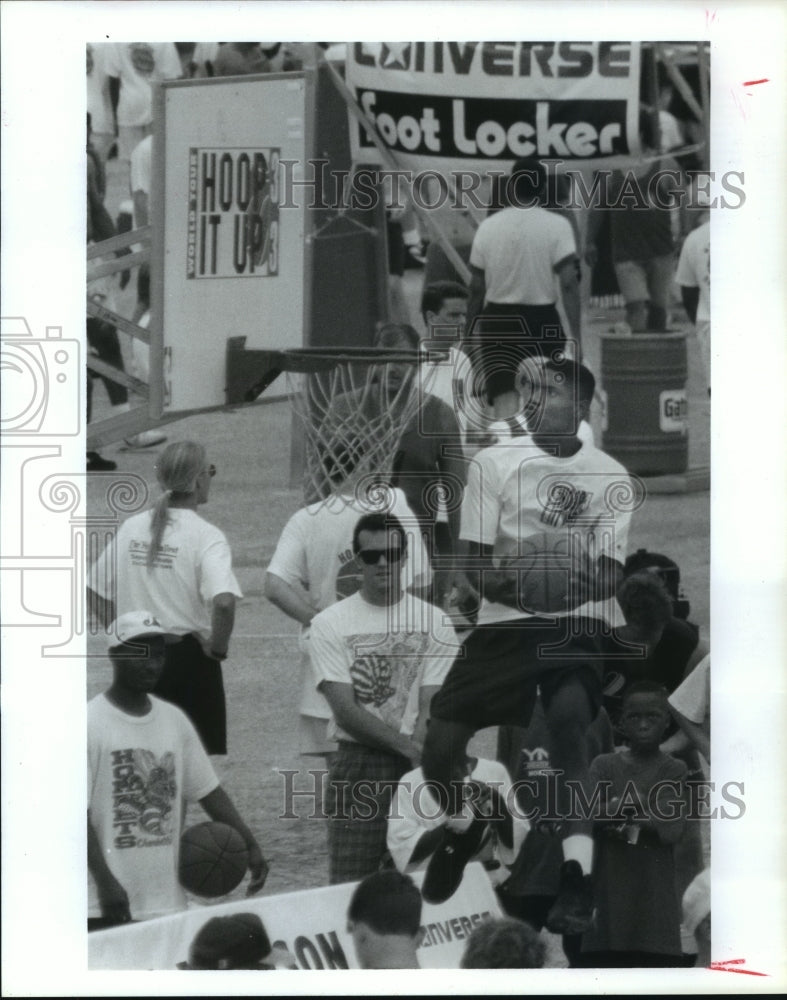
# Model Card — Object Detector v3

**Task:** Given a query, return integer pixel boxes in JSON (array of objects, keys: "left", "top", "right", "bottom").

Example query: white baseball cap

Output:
[{"left": 109, "top": 611, "right": 169, "bottom": 648}]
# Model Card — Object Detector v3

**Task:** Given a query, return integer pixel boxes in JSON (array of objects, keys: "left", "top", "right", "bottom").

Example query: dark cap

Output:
[
  {"left": 187, "top": 913, "right": 271, "bottom": 970},
  {"left": 623, "top": 548, "right": 681, "bottom": 598}
]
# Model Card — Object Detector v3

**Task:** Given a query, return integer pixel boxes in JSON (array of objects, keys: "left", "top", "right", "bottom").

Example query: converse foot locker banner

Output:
[{"left": 347, "top": 41, "right": 642, "bottom": 176}]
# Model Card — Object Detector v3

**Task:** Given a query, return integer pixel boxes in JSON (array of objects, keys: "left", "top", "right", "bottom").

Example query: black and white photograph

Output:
[{"left": 1, "top": 1, "right": 785, "bottom": 995}]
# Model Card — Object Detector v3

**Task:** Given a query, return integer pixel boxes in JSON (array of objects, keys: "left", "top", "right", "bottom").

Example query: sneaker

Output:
[
  {"left": 421, "top": 816, "right": 489, "bottom": 905},
  {"left": 123, "top": 430, "right": 168, "bottom": 449},
  {"left": 86, "top": 451, "right": 117, "bottom": 472},
  {"left": 545, "top": 860, "right": 594, "bottom": 935}
]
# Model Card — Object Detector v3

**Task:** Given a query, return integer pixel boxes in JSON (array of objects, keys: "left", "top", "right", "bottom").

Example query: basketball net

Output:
[{"left": 285, "top": 354, "right": 422, "bottom": 507}]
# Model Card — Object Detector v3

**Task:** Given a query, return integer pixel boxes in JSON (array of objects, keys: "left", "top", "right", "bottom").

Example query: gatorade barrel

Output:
[{"left": 600, "top": 332, "right": 688, "bottom": 476}]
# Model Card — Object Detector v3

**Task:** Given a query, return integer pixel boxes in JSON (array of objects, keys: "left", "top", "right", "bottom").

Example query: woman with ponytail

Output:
[{"left": 88, "top": 441, "right": 242, "bottom": 754}]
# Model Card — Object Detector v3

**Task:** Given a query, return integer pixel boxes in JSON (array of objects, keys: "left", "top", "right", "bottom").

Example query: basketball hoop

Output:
[{"left": 279, "top": 347, "right": 422, "bottom": 505}]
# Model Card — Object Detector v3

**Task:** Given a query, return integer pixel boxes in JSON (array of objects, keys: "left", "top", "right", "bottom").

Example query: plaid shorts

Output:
[{"left": 325, "top": 742, "right": 410, "bottom": 885}]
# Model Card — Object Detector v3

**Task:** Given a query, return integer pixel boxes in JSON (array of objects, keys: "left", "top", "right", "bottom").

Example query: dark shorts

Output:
[
  {"left": 477, "top": 302, "right": 566, "bottom": 344},
  {"left": 153, "top": 633, "right": 227, "bottom": 754},
  {"left": 429, "top": 616, "right": 606, "bottom": 730},
  {"left": 472, "top": 303, "right": 567, "bottom": 399}
]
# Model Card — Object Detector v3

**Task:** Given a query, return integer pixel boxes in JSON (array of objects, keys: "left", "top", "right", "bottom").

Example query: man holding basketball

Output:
[
  {"left": 87, "top": 612, "right": 268, "bottom": 928},
  {"left": 422, "top": 356, "right": 637, "bottom": 933}
]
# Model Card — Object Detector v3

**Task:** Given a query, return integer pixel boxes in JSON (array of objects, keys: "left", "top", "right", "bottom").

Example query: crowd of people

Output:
[{"left": 86, "top": 51, "right": 711, "bottom": 970}]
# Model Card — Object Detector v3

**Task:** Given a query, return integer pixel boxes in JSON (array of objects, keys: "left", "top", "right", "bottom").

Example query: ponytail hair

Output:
[{"left": 147, "top": 441, "right": 207, "bottom": 568}]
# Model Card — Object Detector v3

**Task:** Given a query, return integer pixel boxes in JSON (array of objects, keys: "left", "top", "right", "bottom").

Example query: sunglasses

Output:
[{"left": 357, "top": 546, "right": 404, "bottom": 566}]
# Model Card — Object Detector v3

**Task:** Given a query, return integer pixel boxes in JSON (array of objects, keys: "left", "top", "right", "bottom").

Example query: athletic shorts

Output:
[
  {"left": 476, "top": 302, "right": 566, "bottom": 345},
  {"left": 613, "top": 255, "right": 674, "bottom": 309},
  {"left": 429, "top": 616, "right": 606, "bottom": 730},
  {"left": 473, "top": 303, "right": 567, "bottom": 399},
  {"left": 154, "top": 633, "right": 227, "bottom": 754}
]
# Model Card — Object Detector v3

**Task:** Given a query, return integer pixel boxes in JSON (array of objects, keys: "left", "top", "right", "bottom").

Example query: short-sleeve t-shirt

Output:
[
  {"left": 87, "top": 694, "right": 218, "bottom": 920},
  {"left": 266, "top": 488, "right": 431, "bottom": 721},
  {"left": 460, "top": 438, "right": 633, "bottom": 624},
  {"left": 89, "top": 508, "right": 243, "bottom": 642},
  {"left": 104, "top": 42, "right": 182, "bottom": 127},
  {"left": 675, "top": 221, "right": 710, "bottom": 324},
  {"left": 469, "top": 206, "right": 577, "bottom": 304},
  {"left": 267, "top": 488, "right": 430, "bottom": 613},
  {"left": 581, "top": 749, "right": 687, "bottom": 957},
  {"left": 310, "top": 592, "right": 459, "bottom": 744}
]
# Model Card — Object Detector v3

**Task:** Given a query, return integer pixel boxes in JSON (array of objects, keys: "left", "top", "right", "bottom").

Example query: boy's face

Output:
[
  {"left": 113, "top": 635, "right": 167, "bottom": 692},
  {"left": 621, "top": 692, "right": 669, "bottom": 750},
  {"left": 524, "top": 366, "right": 580, "bottom": 436}
]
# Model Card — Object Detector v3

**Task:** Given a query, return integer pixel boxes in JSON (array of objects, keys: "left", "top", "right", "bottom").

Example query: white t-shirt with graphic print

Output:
[
  {"left": 460, "top": 438, "right": 633, "bottom": 625},
  {"left": 104, "top": 42, "right": 181, "bottom": 127},
  {"left": 267, "top": 488, "right": 431, "bottom": 721},
  {"left": 310, "top": 592, "right": 458, "bottom": 744},
  {"left": 89, "top": 508, "right": 242, "bottom": 642},
  {"left": 87, "top": 694, "right": 218, "bottom": 920}
]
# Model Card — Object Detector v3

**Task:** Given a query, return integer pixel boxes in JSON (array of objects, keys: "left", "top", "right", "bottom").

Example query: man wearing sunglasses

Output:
[
  {"left": 265, "top": 472, "right": 431, "bottom": 760},
  {"left": 310, "top": 512, "right": 459, "bottom": 885}
]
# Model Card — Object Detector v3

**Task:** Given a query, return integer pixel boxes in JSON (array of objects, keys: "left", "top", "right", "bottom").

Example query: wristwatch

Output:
[{"left": 210, "top": 649, "right": 228, "bottom": 661}]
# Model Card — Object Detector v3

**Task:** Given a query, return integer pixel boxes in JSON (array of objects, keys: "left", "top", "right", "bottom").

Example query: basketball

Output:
[
  {"left": 492, "top": 532, "right": 596, "bottom": 614},
  {"left": 178, "top": 821, "right": 249, "bottom": 898}
]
